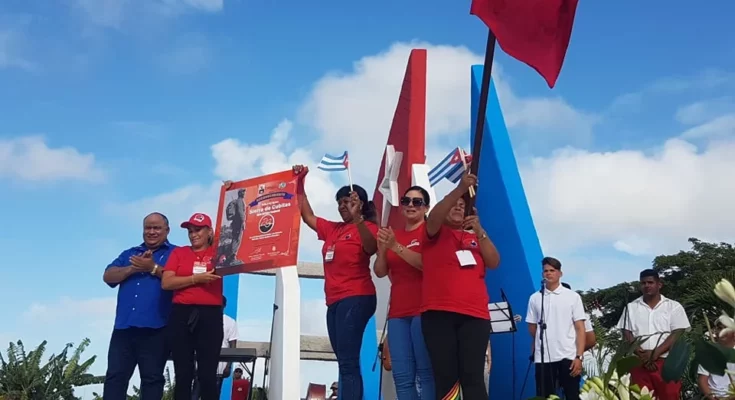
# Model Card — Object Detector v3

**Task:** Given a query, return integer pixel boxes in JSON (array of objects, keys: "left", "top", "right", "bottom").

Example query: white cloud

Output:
[
  {"left": 675, "top": 98, "right": 735, "bottom": 125},
  {"left": 522, "top": 127, "right": 735, "bottom": 257},
  {"left": 0, "top": 136, "right": 105, "bottom": 182},
  {"left": 299, "top": 42, "right": 596, "bottom": 182},
  {"left": 680, "top": 114, "right": 735, "bottom": 140}
]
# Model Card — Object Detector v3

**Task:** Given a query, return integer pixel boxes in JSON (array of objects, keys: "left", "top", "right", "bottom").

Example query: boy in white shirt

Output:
[
  {"left": 526, "top": 257, "right": 587, "bottom": 400},
  {"left": 698, "top": 321, "right": 735, "bottom": 399}
]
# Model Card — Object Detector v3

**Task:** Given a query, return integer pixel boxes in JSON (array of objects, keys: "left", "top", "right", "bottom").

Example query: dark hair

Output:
[
  {"left": 335, "top": 184, "right": 377, "bottom": 223},
  {"left": 561, "top": 282, "right": 571, "bottom": 290},
  {"left": 234, "top": 367, "right": 243, "bottom": 373},
  {"left": 144, "top": 212, "right": 169, "bottom": 227},
  {"left": 639, "top": 269, "right": 660, "bottom": 281},
  {"left": 404, "top": 186, "right": 430, "bottom": 205},
  {"left": 404, "top": 185, "right": 430, "bottom": 220},
  {"left": 542, "top": 256, "right": 562, "bottom": 270},
  {"left": 223, "top": 296, "right": 227, "bottom": 307}
]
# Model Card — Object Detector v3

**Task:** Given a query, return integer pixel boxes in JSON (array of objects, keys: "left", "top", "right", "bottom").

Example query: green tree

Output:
[{"left": 0, "top": 339, "right": 103, "bottom": 400}]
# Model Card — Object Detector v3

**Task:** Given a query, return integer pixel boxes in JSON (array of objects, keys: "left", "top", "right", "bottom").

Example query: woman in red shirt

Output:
[
  {"left": 420, "top": 173, "right": 500, "bottom": 399},
  {"left": 374, "top": 186, "right": 435, "bottom": 399},
  {"left": 293, "top": 164, "right": 378, "bottom": 400},
  {"left": 161, "top": 213, "right": 223, "bottom": 400}
]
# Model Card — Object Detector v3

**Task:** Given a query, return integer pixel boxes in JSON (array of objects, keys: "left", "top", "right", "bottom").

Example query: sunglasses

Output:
[{"left": 400, "top": 197, "right": 425, "bottom": 207}]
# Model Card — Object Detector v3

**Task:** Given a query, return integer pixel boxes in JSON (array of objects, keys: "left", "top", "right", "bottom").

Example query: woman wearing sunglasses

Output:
[
  {"left": 421, "top": 172, "right": 500, "bottom": 399},
  {"left": 374, "top": 186, "right": 435, "bottom": 399}
]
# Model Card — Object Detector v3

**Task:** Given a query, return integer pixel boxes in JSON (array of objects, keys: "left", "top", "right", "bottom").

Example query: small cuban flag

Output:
[
  {"left": 317, "top": 151, "right": 349, "bottom": 171},
  {"left": 317, "top": 151, "right": 354, "bottom": 190},
  {"left": 428, "top": 148, "right": 472, "bottom": 187}
]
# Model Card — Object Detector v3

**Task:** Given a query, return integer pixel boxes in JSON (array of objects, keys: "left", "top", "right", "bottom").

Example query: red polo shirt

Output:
[
  {"left": 163, "top": 246, "right": 222, "bottom": 306},
  {"left": 317, "top": 217, "right": 378, "bottom": 306},
  {"left": 386, "top": 227, "right": 424, "bottom": 319},
  {"left": 421, "top": 225, "right": 489, "bottom": 320}
]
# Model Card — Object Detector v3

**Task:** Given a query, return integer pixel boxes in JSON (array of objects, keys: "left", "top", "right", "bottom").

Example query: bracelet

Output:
[
  {"left": 396, "top": 245, "right": 404, "bottom": 254},
  {"left": 478, "top": 232, "right": 488, "bottom": 240}
]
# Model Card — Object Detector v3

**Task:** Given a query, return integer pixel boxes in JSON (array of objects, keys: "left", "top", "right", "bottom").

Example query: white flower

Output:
[
  {"left": 718, "top": 313, "right": 735, "bottom": 336},
  {"left": 715, "top": 279, "right": 735, "bottom": 308},
  {"left": 581, "top": 390, "right": 602, "bottom": 400}
]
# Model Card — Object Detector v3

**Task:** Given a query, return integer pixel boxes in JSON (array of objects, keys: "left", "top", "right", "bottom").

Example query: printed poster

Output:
[{"left": 213, "top": 169, "right": 301, "bottom": 275}]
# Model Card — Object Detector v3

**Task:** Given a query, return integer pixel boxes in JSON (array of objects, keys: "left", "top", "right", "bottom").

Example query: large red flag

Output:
[{"left": 470, "top": 0, "right": 578, "bottom": 88}]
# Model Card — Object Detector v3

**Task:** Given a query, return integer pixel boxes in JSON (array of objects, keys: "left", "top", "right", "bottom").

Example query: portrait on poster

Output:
[{"left": 213, "top": 170, "right": 302, "bottom": 275}]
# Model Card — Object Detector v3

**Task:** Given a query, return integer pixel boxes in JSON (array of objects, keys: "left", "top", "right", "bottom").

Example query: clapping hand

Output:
[
  {"left": 223, "top": 180, "right": 234, "bottom": 189},
  {"left": 377, "top": 227, "right": 396, "bottom": 252},
  {"left": 130, "top": 250, "right": 155, "bottom": 272}
]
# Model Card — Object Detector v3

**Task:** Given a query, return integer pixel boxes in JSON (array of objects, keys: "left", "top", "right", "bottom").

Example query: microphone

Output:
[{"left": 539, "top": 278, "right": 546, "bottom": 293}]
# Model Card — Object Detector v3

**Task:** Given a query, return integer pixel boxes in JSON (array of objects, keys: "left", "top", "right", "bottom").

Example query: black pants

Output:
[
  {"left": 103, "top": 327, "right": 168, "bottom": 400},
  {"left": 421, "top": 310, "right": 491, "bottom": 400},
  {"left": 169, "top": 304, "right": 224, "bottom": 400},
  {"left": 191, "top": 376, "right": 223, "bottom": 400},
  {"left": 535, "top": 359, "right": 580, "bottom": 400}
]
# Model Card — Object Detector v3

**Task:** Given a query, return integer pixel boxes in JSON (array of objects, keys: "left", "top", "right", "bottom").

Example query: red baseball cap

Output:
[{"left": 181, "top": 213, "right": 212, "bottom": 229}]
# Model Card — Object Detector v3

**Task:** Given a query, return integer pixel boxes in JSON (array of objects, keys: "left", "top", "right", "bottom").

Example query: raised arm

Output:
[
  {"left": 293, "top": 165, "right": 318, "bottom": 232},
  {"left": 426, "top": 173, "right": 476, "bottom": 237}
]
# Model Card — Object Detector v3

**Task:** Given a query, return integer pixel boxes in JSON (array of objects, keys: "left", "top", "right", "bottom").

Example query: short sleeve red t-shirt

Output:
[
  {"left": 163, "top": 246, "right": 223, "bottom": 306},
  {"left": 386, "top": 227, "right": 424, "bottom": 319},
  {"left": 231, "top": 379, "right": 250, "bottom": 400},
  {"left": 317, "top": 217, "right": 378, "bottom": 306},
  {"left": 421, "top": 225, "right": 489, "bottom": 320}
]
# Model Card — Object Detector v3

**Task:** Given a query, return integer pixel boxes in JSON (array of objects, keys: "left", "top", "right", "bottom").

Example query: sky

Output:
[{"left": 1, "top": 0, "right": 735, "bottom": 397}]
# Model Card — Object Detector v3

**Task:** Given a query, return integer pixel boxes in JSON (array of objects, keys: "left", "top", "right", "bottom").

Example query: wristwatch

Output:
[
  {"left": 150, "top": 264, "right": 159, "bottom": 275},
  {"left": 575, "top": 354, "right": 584, "bottom": 361}
]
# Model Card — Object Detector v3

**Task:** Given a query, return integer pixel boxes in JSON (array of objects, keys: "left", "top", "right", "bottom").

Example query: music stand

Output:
[{"left": 488, "top": 290, "right": 520, "bottom": 400}]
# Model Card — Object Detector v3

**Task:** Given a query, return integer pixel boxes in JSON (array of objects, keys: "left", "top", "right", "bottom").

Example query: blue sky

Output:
[{"left": 2, "top": 0, "right": 735, "bottom": 396}]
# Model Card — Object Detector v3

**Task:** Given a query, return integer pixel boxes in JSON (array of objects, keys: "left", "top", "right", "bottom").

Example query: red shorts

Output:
[{"left": 630, "top": 359, "right": 681, "bottom": 400}]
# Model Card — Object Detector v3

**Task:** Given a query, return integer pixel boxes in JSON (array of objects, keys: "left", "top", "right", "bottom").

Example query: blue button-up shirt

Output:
[{"left": 106, "top": 241, "right": 176, "bottom": 330}]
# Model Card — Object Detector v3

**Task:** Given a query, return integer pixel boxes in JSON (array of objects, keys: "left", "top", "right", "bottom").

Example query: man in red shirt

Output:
[{"left": 231, "top": 368, "right": 250, "bottom": 400}]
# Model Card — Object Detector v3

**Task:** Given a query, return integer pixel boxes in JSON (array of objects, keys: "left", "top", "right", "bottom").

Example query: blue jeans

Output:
[
  {"left": 103, "top": 327, "right": 168, "bottom": 400},
  {"left": 387, "top": 316, "right": 435, "bottom": 400},
  {"left": 326, "top": 295, "right": 377, "bottom": 400}
]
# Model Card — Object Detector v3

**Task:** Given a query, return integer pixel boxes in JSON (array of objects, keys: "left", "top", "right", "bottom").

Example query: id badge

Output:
[
  {"left": 456, "top": 250, "right": 477, "bottom": 268},
  {"left": 193, "top": 261, "right": 207, "bottom": 274},
  {"left": 325, "top": 245, "right": 335, "bottom": 263}
]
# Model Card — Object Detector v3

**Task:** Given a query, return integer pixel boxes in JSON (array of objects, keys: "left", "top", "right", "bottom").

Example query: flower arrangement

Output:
[{"left": 580, "top": 372, "right": 654, "bottom": 400}]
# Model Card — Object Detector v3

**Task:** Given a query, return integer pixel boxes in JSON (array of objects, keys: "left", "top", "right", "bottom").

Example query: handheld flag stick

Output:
[
  {"left": 346, "top": 163, "right": 354, "bottom": 193},
  {"left": 466, "top": 30, "right": 497, "bottom": 217},
  {"left": 458, "top": 147, "right": 475, "bottom": 198}
]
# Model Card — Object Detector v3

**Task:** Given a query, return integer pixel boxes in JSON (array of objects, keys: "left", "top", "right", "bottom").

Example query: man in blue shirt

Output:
[{"left": 102, "top": 212, "right": 176, "bottom": 400}]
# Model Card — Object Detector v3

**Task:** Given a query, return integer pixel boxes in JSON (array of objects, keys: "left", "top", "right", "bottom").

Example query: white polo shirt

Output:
[
  {"left": 616, "top": 295, "right": 690, "bottom": 358},
  {"left": 526, "top": 285, "right": 587, "bottom": 363},
  {"left": 698, "top": 359, "right": 735, "bottom": 397},
  {"left": 217, "top": 314, "right": 239, "bottom": 375},
  {"left": 584, "top": 314, "right": 593, "bottom": 332}
]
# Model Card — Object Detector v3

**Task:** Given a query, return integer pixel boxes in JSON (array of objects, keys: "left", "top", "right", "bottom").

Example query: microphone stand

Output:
[
  {"left": 372, "top": 300, "right": 389, "bottom": 400},
  {"left": 538, "top": 280, "right": 548, "bottom": 397}
]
